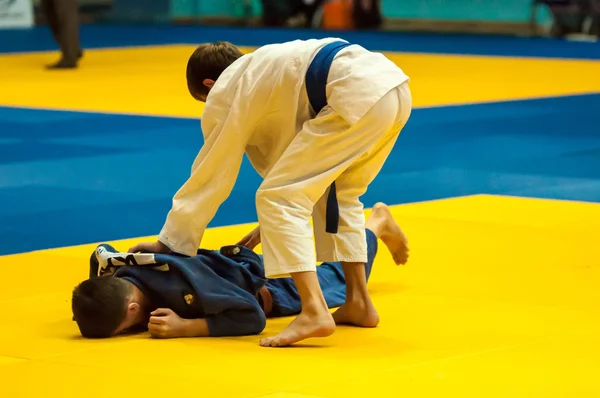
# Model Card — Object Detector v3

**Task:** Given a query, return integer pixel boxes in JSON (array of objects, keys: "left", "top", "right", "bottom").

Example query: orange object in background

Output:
[{"left": 322, "top": 0, "right": 354, "bottom": 30}]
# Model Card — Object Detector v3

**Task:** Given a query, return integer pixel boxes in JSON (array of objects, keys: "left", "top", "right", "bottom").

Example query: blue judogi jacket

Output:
[{"left": 89, "top": 244, "right": 267, "bottom": 337}]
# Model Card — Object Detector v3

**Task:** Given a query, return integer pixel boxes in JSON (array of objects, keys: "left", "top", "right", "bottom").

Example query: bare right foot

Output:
[
  {"left": 369, "top": 202, "right": 409, "bottom": 265},
  {"left": 259, "top": 309, "right": 335, "bottom": 347}
]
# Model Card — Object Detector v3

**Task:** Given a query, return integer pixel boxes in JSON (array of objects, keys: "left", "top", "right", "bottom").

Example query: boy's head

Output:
[
  {"left": 72, "top": 277, "right": 144, "bottom": 338},
  {"left": 186, "top": 41, "right": 244, "bottom": 102}
]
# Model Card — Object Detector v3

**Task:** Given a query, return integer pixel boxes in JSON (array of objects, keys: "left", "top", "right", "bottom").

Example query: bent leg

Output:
[
  {"left": 324, "top": 84, "right": 411, "bottom": 327},
  {"left": 257, "top": 83, "right": 411, "bottom": 346},
  {"left": 266, "top": 228, "right": 378, "bottom": 318},
  {"left": 316, "top": 228, "right": 379, "bottom": 308},
  {"left": 257, "top": 95, "right": 402, "bottom": 346},
  {"left": 267, "top": 208, "right": 407, "bottom": 320}
]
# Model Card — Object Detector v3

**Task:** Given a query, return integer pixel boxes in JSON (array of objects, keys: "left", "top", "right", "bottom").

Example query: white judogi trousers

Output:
[{"left": 258, "top": 82, "right": 412, "bottom": 278}]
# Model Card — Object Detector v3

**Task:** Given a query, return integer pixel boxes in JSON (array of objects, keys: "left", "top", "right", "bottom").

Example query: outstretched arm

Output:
[
  {"left": 148, "top": 307, "right": 266, "bottom": 339},
  {"left": 131, "top": 94, "right": 255, "bottom": 256},
  {"left": 157, "top": 117, "right": 247, "bottom": 256}
]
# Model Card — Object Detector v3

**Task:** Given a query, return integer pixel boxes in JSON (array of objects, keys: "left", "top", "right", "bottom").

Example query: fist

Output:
[
  {"left": 237, "top": 226, "right": 261, "bottom": 250},
  {"left": 148, "top": 308, "right": 187, "bottom": 339}
]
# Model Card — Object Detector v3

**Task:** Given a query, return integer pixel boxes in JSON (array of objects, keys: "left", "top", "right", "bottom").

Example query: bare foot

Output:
[
  {"left": 371, "top": 202, "right": 409, "bottom": 265},
  {"left": 332, "top": 298, "right": 380, "bottom": 327},
  {"left": 259, "top": 310, "right": 336, "bottom": 347}
]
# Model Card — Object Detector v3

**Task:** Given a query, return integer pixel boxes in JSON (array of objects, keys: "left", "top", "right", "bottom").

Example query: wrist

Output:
[
  {"left": 181, "top": 319, "right": 195, "bottom": 338},
  {"left": 157, "top": 239, "right": 171, "bottom": 253}
]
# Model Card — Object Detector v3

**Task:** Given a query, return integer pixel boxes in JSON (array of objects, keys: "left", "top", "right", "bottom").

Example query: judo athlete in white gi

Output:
[{"left": 130, "top": 39, "right": 412, "bottom": 347}]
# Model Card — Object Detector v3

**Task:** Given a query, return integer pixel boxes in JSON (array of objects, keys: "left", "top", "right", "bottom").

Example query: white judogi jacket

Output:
[{"left": 159, "top": 38, "right": 409, "bottom": 256}]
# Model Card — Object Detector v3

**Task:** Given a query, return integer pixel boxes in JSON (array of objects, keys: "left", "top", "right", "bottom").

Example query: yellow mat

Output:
[
  {"left": 1, "top": 195, "right": 599, "bottom": 397},
  {"left": 1, "top": 45, "right": 599, "bottom": 117}
]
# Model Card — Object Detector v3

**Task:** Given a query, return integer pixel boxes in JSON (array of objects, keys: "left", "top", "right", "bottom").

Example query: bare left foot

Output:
[
  {"left": 259, "top": 310, "right": 336, "bottom": 347},
  {"left": 332, "top": 297, "right": 380, "bottom": 328},
  {"left": 371, "top": 202, "right": 409, "bottom": 265}
]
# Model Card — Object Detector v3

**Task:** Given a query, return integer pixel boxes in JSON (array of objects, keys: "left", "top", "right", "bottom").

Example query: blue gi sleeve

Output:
[
  {"left": 155, "top": 253, "right": 267, "bottom": 337},
  {"left": 206, "top": 306, "right": 267, "bottom": 337}
]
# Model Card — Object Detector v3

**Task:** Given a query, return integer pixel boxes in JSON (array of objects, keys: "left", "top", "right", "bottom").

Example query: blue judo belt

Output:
[{"left": 305, "top": 40, "right": 352, "bottom": 234}]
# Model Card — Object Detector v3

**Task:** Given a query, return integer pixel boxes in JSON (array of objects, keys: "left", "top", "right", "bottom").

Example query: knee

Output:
[
  {"left": 256, "top": 185, "right": 291, "bottom": 210},
  {"left": 255, "top": 186, "right": 278, "bottom": 215},
  {"left": 255, "top": 186, "right": 312, "bottom": 218}
]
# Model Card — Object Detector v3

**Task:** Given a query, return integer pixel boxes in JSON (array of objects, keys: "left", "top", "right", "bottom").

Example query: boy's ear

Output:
[{"left": 127, "top": 302, "right": 140, "bottom": 314}]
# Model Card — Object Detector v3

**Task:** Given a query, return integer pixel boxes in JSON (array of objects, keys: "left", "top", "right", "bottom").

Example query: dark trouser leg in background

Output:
[
  {"left": 41, "top": 0, "right": 61, "bottom": 48},
  {"left": 43, "top": 0, "right": 81, "bottom": 69}
]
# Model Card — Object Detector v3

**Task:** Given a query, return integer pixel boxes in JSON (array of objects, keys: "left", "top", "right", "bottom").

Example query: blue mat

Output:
[
  {"left": 1, "top": 24, "right": 600, "bottom": 59},
  {"left": 1, "top": 93, "right": 599, "bottom": 255}
]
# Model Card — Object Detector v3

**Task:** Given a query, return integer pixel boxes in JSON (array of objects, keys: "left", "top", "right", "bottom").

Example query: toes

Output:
[
  {"left": 395, "top": 255, "right": 408, "bottom": 265},
  {"left": 259, "top": 337, "right": 281, "bottom": 347}
]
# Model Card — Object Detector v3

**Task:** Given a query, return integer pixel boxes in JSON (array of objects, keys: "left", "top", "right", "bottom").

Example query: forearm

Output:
[{"left": 180, "top": 318, "right": 210, "bottom": 338}]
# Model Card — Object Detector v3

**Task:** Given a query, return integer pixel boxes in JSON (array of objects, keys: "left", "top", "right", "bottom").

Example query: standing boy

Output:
[{"left": 130, "top": 39, "right": 412, "bottom": 347}]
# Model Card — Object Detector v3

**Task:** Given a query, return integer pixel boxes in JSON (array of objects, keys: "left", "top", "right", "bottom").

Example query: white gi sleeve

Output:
[{"left": 158, "top": 102, "right": 251, "bottom": 256}]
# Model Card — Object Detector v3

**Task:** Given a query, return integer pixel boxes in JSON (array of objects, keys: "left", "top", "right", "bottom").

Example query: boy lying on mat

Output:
[{"left": 71, "top": 203, "right": 408, "bottom": 339}]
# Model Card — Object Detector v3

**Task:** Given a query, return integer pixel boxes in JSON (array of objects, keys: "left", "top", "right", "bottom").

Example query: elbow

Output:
[
  {"left": 246, "top": 312, "right": 267, "bottom": 335},
  {"left": 209, "top": 311, "right": 267, "bottom": 337},
  {"left": 257, "top": 313, "right": 267, "bottom": 334}
]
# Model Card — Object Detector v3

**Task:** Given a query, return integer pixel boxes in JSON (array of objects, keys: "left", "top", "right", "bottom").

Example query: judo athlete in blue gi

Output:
[
  {"left": 72, "top": 204, "right": 407, "bottom": 339},
  {"left": 129, "top": 39, "right": 412, "bottom": 346}
]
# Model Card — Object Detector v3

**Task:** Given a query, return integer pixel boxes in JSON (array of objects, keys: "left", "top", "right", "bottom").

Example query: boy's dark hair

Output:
[
  {"left": 186, "top": 41, "right": 244, "bottom": 99},
  {"left": 72, "top": 277, "right": 131, "bottom": 338}
]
